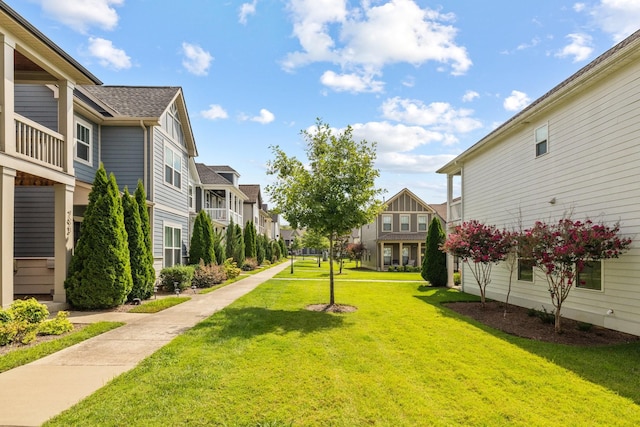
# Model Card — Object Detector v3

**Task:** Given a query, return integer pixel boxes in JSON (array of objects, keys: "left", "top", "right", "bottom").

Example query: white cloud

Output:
[
  {"left": 320, "top": 70, "right": 384, "bottom": 93},
  {"left": 283, "top": 0, "right": 471, "bottom": 92},
  {"left": 573, "top": 2, "right": 586, "bottom": 12},
  {"left": 376, "top": 152, "right": 457, "bottom": 174},
  {"left": 181, "top": 42, "right": 213, "bottom": 76},
  {"left": 381, "top": 97, "right": 482, "bottom": 133},
  {"left": 555, "top": 33, "right": 593, "bottom": 62},
  {"left": 87, "top": 37, "right": 131, "bottom": 70},
  {"left": 201, "top": 104, "right": 228, "bottom": 120},
  {"left": 244, "top": 108, "right": 275, "bottom": 124},
  {"left": 239, "top": 0, "right": 258, "bottom": 25},
  {"left": 37, "top": 0, "right": 123, "bottom": 33},
  {"left": 590, "top": 0, "right": 640, "bottom": 42},
  {"left": 349, "top": 121, "right": 447, "bottom": 153},
  {"left": 516, "top": 37, "right": 541, "bottom": 51},
  {"left": 462, "top": 90, "right": 479, "bottom": 102},
  {"left": 503, "top": 90, "right": 530, "bottom": 111}
]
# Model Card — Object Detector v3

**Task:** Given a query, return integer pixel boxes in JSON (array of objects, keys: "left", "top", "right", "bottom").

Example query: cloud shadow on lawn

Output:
[
  {"left": 193, "top": 306, "right": 346, "bottom": 341},
  {"left": 414, "top": 291, "right": 640, "bottom": 406}
]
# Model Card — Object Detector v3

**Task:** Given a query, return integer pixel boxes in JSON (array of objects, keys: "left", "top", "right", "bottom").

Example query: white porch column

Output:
[
  {"left": 0, "top": 35, "right": 15, "bottom": 154},
  {"left": 0, "top": 167, "right": 16, "bottom": 308},
  {"left": 417, "top": 241, "right": 422, "bottom": 267},
  {"left": 399, "top": 242, "right": 403, "bottom": 265},
  {"left": 58, "top": 80, "right": 75, "bottom": 175},
  {"left": 447, "top": 253, "right": 455, "bottom": 288},
  {"left": 53, "top": 183, "right": 74, "bottom": 303}
]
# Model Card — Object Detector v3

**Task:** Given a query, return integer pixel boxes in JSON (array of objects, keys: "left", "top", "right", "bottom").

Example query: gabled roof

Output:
[
  {"left": 79, "top": 86, "right": 181, "bottom": 118},
  {"left": 209, "top": 165, "right": 240, "bottom": 175},
  {"left": 195, "top": 163, "right": 233, "bottom": 185},
  {"left": 383, "top": 188, "right": 438, "bottom": 215},
  {"left": 438, "top": 29, "right": 640, "bottom": 174},
  {"left": 239, "top": 184, "right": 262, "bottom": 204}
]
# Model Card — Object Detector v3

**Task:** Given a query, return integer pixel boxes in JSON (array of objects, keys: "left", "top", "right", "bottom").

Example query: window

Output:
[
  {"left": 382, "top": 215, "right": 392, "bottom": 232},
  {"left": 535, "top": 124, "right": 548, "bottom": 157},
  {"left": 402, "top": 247, "right": 409, "bottom": 265},
  {"left": 576, "top": 261, "right": 602, "bottom": 290},
  {"left": 400, "top": 215, "right": 410, "bottom": 231},
  {"left": 518, "top": 259, "right": 535, "bottom": 282},
  {"left": 418, "top": 215, "right": 428, "bottom": 231},
  {"left": 163, "top": 103, "right": 184, "bottom": 146},
  {"left": 164, "top": 225, "right": 182, "bottom": 267},
  {"left": 383, "top": 247, "right": 392, "bottom": 265},
  {"left": 164, "top": 145, "right": 182, "bottom": 189},
  {"left": 74, "top": 118, "right": 92, "bottom": 165},
  {"left": 188, "top": 184, "right": 194, "bottom": 209}
]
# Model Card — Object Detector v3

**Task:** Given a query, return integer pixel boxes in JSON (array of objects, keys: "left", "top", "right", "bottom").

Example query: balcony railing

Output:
[
  {"left": 15, "top": 114, "right": 65, "bottom": 170},
  {"left": 204, "top": 208, "right": 242, "bottom": 227},
  {"left": 449, "top": 199, "right": 462, "bottom": 224}
]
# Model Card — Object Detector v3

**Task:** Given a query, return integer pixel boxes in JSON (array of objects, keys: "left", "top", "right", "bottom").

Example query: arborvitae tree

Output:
[
  {"left": 235, "top": 223, "right": 245, "bottom": 264},
  {"left": 213, "top": 229, "right": 226, "bottom": 265},
  {"left": 65, "top": 166, "right": 133, "bottom": 309},
  {"left": 122, "top": 187, "right": 153, "bottom": 300},
  {"left": 190, "top": 210, "right": 216, "bottom": 265},
  {"left": 134, "top": 180, "right": 156, "bottom": 287},
  {"left": 225, "top": 218, "right": 237, "bottom": 263},
  {"left": 422, "top": 217, "right": 447, "bottom": 286},
  {"left": 265, "top": 235, "right": 273, "bottom": 262},
  {"left": 279, "top": 236, "right": 287, "bottom": 258},
  {"left": 244, "top": 221, "right": 257, "bottom": 258},
  {"left": 256, "top": 233, "right": 266, "bottom": 265},
  {"left": 272, "top": 240, "right": 281, "bottom": 261}
]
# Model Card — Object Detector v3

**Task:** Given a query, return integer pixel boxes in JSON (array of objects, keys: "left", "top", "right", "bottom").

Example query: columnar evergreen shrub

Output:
[
  {"left": 65, "top": 166, "right": 133, "bottom": 309},
  {"left": 256, "top": 233, "right": 266, "bottom": 265},
  {"left": 190, "top": 210, "right": 216, "bottom": 265},
  {"left": 213, "top": 229, "right": 226, "bottom": 265},
  {"left": 272, "top": 240, "right": 281, "bottom": 261},
  {"left": 235, "top": 223, "right": 245, "bottom": 264},
  {"left": 123, "top": 187, "right": 154, "bottom": 301},
  {"left": 265, "top": 235, "right": 273, "bottom": 262},
  {"left": 225, "top": 219, "right": 237, "bottom": 265},
  {"left": 134, "top": 181, "right": 156, "bottom": 286},
  {"left": 422, "top": 217, "right": 448, "bottom": 286},
  {"left": 244, "top": 221, "right": 257, "bottom": 258},
  {"left": 279, "top": 237, "right": 287, "bottom": 258}
]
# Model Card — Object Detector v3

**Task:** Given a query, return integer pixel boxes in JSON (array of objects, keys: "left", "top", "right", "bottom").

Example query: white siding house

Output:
[{"left": 437, "top": 30, "right": 640, "bottom": 336}]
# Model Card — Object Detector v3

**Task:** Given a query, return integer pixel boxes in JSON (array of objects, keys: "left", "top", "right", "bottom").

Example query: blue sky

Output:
[{"left": 10, "top": 0, "right": 640, "bottom": 205}]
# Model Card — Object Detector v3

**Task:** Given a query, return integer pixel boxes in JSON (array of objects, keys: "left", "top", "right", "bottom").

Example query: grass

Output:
[
  {"left": 128, "top": 296, "right": 191, "bottom": 313},
  {"left": 276, "top": 258, "right": 425, "bottom": 281},
  {"left": 44, "top": 263, "right": 640, "bottom": 427},
  {"left": 0, "top": 322, "right": 123, "bottom": 373}
]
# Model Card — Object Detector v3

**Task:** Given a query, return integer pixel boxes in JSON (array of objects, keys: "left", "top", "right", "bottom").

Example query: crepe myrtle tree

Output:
[
  {"left": 267, "top": 119, "right": 385, "bottom": 306},
  {"left": 441, "top": 220, "right": 513, "bottom": 307},
  {"left": 523, "top": 218, "right": 632, "bottom": 333}
]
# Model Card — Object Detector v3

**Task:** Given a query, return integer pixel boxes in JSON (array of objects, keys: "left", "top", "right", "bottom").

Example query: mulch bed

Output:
[
  {"left": 444, "top": 301, "right": 640, "bottom": 346},
  {"left": 306, "top": 304, "right": 358, "bottom": 313}
]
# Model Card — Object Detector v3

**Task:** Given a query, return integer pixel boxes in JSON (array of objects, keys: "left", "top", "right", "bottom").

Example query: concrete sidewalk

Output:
[{"left": 0, "top": 261, "right": 291, "bottom": 427}]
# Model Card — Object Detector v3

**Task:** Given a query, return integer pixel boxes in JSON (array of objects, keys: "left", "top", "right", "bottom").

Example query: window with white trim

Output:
[
  {"left": 163, "top": 103, "right": 185, "bottom": 146},
  {"left": 400, "top": 215, "right": 410, "bottom": 231},
  {"left": 382, "top": 215, "right": 392, "bottom": 232},
  {"left": 188, "top": 184, "right": 194, "bottom": 209},
  {"left": 535, "top": 124, "right": 548, "bottom": 157},
  {"left": 576, "top": 261, "right": 602, "bottom": 291},
  {"left": 383, "top": 247, "right": 392, "bottom": 265},
  {"left": 74, "top": 118, "right": 92, "bottom": 165},
  {"left": 164, "top": 224, "right": 182, "bottom": 267},
  {"left": 164, "top": 145, "right": 182, "bottom": 189},
  {"left": 418, "top": 215, "right": 428, "bottom": 231}
]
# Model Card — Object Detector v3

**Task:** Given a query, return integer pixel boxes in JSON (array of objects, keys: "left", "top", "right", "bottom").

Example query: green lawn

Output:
[
  {"left": 277, "top": 258, "right": 424, "bottom": 281},
  {"left": 45, "top": 264, "right": 640, "bottom": 426}
]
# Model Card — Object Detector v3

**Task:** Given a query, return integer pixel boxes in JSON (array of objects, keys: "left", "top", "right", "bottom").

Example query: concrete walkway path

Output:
[{"left": 0, "top": 261, "right": 291, "bottom": 427}]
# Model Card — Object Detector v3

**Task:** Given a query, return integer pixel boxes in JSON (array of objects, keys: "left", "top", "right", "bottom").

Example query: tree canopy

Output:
[{"left": 266, "top": 119, "right": 385, "bottom": 305}]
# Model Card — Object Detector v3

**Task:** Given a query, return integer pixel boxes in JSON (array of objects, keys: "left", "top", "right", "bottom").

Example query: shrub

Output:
[
  {"left": 123, "top": 187, "right": 154, "bottom": 301},
  {"left": 242, "top": 258, "right": 258, "bottom": 271},
  {"left": 223, "top": 258, "right": 241, "bottom": 280},
  {"left": 453, "top": 272, "right": 461, "bottom": 285},
  {"left": 422, "top": 217, "right": 447, "bottom": 286},
  {"left": 192, "top": 261, "right": 227, "bottom": 288},
  {"left": 10, "top": 298, "right": 49, "bottom": 324},
  {"left": 38, "top": 311, "right": 73, "bottom": 336},
  {"left": 160, "top": 265, "right": 195, "bottom": 291},
  {"left": 0, "top": 321, "right": 19, "bottom": 346},
  {"left": 577, "top": 322, "right": 593, "bottom": 332},
  {"left": 0, "top": 309, "right": 13, "bottom": 323}
]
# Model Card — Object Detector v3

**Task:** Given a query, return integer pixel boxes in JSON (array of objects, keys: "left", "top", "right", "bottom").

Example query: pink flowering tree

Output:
[
  {"left": 441, "top": 220, "right": 513, "bottom": 307},
  {"left": 523, "top": 219, "right": 632, "bottom": 333}
]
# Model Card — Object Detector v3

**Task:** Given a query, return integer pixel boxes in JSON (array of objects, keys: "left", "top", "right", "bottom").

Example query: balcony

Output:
[
  {"left": 204, "top": 208, "right": 242, "bottom": 227},
  {"left": 448, "top": 199, "right": 462, "bottom": 226},
  {"left": 14, "top": 113, "right": 65, "bottom": 170}
]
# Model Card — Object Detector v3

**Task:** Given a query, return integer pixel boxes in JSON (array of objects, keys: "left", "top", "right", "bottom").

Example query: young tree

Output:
[
  {"left": 523, "top": 218, "right": 632, "bottom": 332},
  {"left": 65, "top": 166, "right": 133, "bottom": 309},
  {"left": 441, "top": 220, "right": 512, "bottom": 307},
  {"left": 134, "top": 180, "right": 156, "bottom": 287},
  {"left": 190, "top": 210, "right": 216, "bottom": 265},
  {"left": 122, "top": 187, "right": 154, "bottom": 300},
  {"left": 244, "top": 221, "right": 257, "bottom": 259},
  {"left": 302, "top": 229, "right": 330, "bottom": 267},
  {"left": 267, "top": 120, "right": 385, "bottom": 306},
  {"left": 345, "top": 242, "right": 365, "bottom": 268},
  {"left": 422, "top": 217, "right": 447, "bottom": 286}
]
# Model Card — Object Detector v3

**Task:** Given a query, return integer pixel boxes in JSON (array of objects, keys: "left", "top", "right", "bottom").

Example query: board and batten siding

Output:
[
  {"left": 458, "top": 57, "right": 640, "bottom": 335},
  {"left": 14, "top": 187, "right": 54, "bottom": 257},
  {"left": 15, "top": 84, "right": 58, "bottom": 131},
  {"left": 101, "top": 126, "right": 145, "bottom": 191}
]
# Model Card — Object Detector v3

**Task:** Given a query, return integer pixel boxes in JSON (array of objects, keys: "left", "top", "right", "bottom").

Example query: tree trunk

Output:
[
  {"left": 329, "top": 235, "right": 335, "bottom": 306},
  {"left": 555, "top": 306, "right": 562, "bottom": 333}
]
